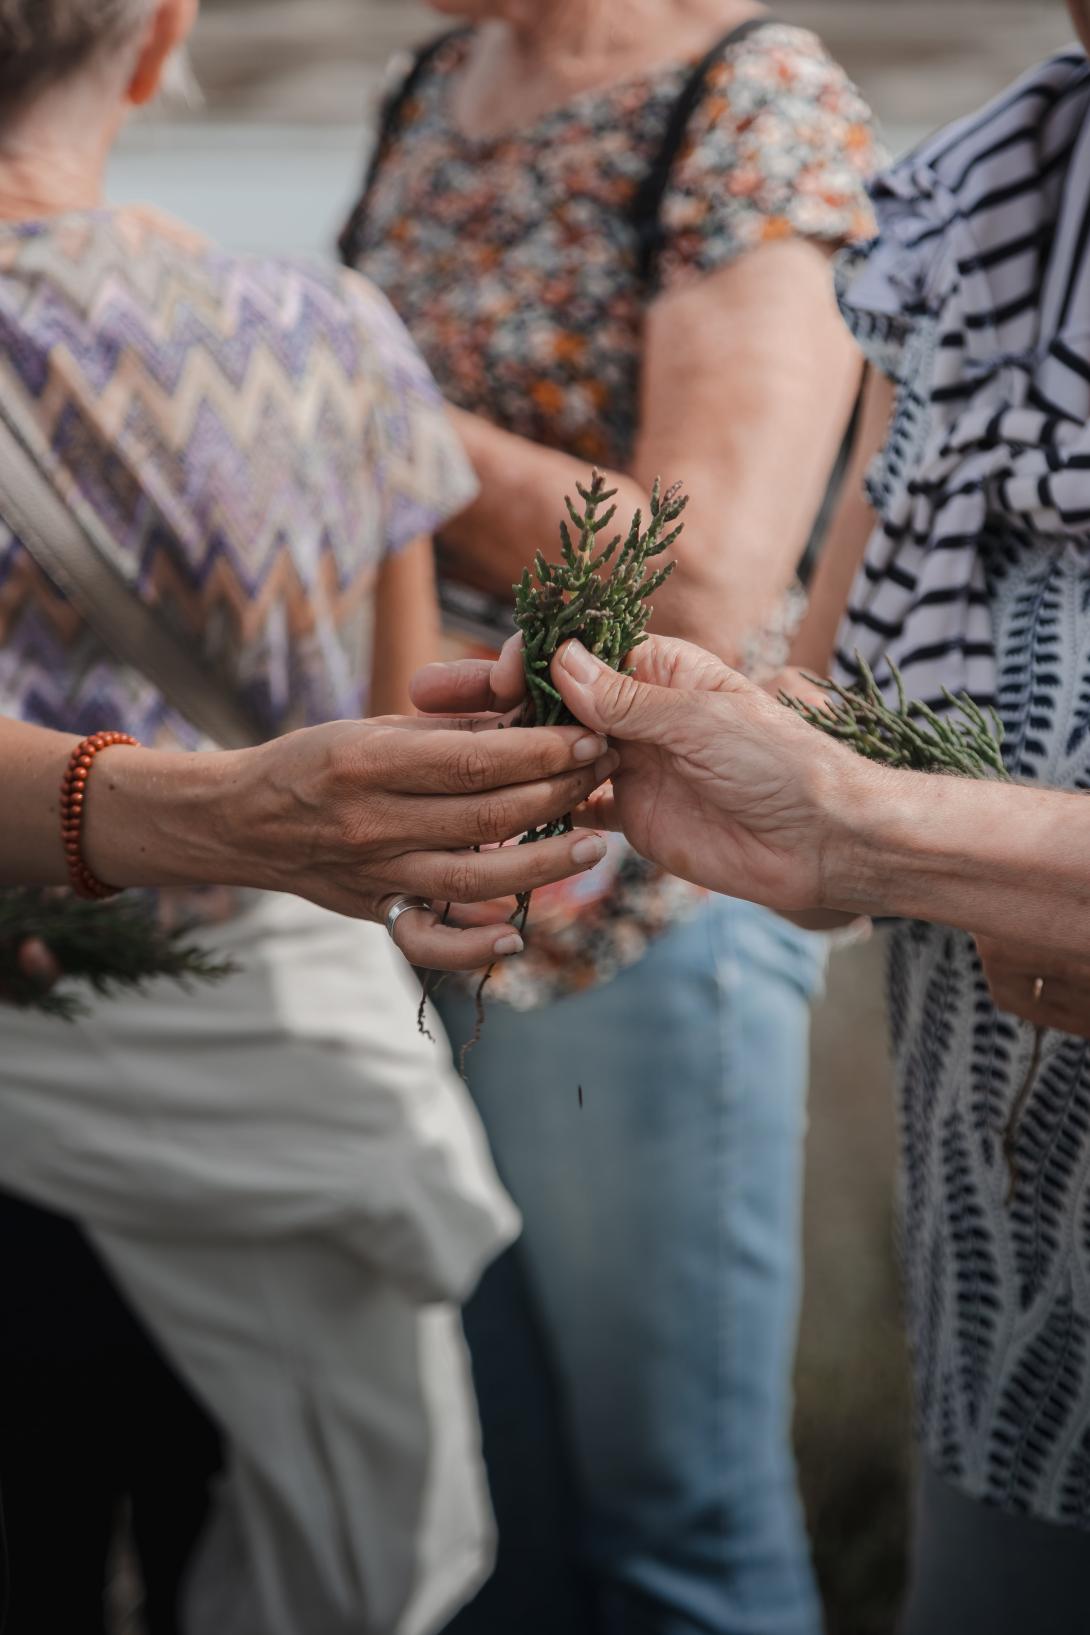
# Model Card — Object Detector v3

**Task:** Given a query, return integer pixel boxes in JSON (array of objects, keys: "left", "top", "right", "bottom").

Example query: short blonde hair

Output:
[{"left": 0, "top": 0, "right": 151, "bottom": 113}]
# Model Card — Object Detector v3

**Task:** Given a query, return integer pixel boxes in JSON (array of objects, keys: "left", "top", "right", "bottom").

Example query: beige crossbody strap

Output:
[{"left": 0, "top": 390, "right": 264, "bottom": 750}]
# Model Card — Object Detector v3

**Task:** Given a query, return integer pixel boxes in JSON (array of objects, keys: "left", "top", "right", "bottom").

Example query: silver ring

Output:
[
  {"left": 1032, "top": 976, "right": 1046, "bottom": 1004},
  {"left": 385, "top": 896, "right": 433, "bottom": 945}
]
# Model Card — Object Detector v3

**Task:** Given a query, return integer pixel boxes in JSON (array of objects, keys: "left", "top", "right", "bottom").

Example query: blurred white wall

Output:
[{"left": 108, "top": 125, "right": 366, "bottom": 258}]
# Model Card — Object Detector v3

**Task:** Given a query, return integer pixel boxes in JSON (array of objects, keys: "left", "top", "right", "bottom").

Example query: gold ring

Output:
[{"left": 1032, "top": 976, "right": 1045, "bottom": 1004}]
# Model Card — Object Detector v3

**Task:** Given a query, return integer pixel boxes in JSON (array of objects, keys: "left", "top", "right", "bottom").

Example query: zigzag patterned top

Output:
[
  {"left": 838, "top": 53, "right": 1090, "bottom": 1525},
  {"left": 0, "top": 207, "right": 476, "bottom": 748}
]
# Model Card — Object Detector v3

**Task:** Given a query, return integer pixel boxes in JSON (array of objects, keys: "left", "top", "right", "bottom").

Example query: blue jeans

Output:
[{"left": 437, "top": 896, "right": 826, "bottom": 1635}]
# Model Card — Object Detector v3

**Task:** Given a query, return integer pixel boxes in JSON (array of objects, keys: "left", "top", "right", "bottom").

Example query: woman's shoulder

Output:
[
  {"left": 702, "top": 18, "right": 872, "bottom": 113},
  {"left": 86, "top": 209, "right": 437, "bottom": 386},
  {"left": 654, "top": 19, "right": 880, "bottom": 291}
]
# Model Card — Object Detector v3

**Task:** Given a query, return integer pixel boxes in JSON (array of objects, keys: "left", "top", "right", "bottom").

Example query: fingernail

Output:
[
  {"left": 494, "top": 933, "right": 524, "bottom": 957},
  {"left": 559, "top": 641, "right": 600, "bottom": 684},
  {"left": 573, "top": 733, "right": 608, "bottom": 762},
  {"left": 572, "top": 836, "right": 607, "bottom": 867},
  {"left": 595, "top": 751, "right": 620, "bottom": 780}
]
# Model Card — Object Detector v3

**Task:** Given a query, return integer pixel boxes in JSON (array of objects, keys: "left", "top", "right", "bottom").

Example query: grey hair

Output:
[{"left": 0, "top": 0, "right": 153, "bottom": 114}]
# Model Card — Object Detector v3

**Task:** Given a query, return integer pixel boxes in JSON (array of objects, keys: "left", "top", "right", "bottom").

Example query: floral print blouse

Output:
[{"left": 346, "top": 22, "right": 879, "bottom": 1008}]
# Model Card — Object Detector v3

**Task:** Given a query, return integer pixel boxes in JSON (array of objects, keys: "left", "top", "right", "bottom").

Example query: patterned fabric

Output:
[
  {"left": 838, "top": 52, "right": 1090, "bottom": 1528},
  {"left": 347, "top": 22, "right": 878, "bottom": 1007},
  {"left": 354, "top": 23, "right": 877, "bottom": 471},
  {"left": 835, "top": 49, "right": 1090, "bottom": 712},
  {"left": 0, "top": 206, "right": 476, "bottom": 752}
]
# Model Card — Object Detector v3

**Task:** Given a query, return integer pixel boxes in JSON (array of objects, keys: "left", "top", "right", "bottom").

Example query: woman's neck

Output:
[
  {"left": 0, "top": 91, "right": 116, "bottom": 222},
  {"left": 504, "top": 0, "right": 760, "bottom": 76},
  {"left": 453, "top": 0, "right": 762, "bottom": 139}
]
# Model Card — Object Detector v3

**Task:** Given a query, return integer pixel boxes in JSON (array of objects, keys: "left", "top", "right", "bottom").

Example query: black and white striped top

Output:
[
  {"left": 837, "top": 47, "right": 1090, "bottom": 1533},
  {"left": 835, "top": 48, "right": 1090, "bottom": 712}
]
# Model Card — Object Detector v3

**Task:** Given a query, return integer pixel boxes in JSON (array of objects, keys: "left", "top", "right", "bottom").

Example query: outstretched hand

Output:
[
  {"left": 549, "top": 637, "right": 855, "bottom": 913},
  {"left": 414, "top": 634, "right": 863, "bottom": 918}
]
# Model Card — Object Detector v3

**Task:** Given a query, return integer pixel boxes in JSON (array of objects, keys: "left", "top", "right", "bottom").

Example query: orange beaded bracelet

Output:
[{"left": 60, "top": 731, "right": 140, "bottom": 900}]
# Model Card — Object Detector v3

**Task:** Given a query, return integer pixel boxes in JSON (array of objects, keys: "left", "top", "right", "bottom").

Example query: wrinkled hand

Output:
[
  {"left": 414, "top": 636, "right": 858, "bottom": 916},
  {"left": 976, "top": 937, "right": 1090, "bottom": 1039},
  {"left": 234, "top": 713, "right": 613, "bottom": 971}
]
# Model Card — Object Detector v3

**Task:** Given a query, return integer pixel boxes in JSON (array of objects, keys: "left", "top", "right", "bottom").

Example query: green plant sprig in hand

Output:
[
  {"left": 516, "top": 471, "right": 684, "bottom": 730},
  {"left": 0, "top": 888, "right": 235, "bottom": 1021},
  {"left": 781, "top": 655, "right": 1009, "bottom": 781},
  {"left": 444, "top": 471, "right": 685, "bottom": 1071},
  {"left": 781, "top": 654, "right": 1038, "bottom": 1200}
]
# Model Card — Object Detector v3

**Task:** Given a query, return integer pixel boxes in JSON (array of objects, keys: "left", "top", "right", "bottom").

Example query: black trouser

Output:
[{"left": 0, "top": 1190, "right": 222, "bottom": 1635}]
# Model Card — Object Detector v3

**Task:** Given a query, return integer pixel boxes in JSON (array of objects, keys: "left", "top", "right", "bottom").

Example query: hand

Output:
[
  {"left": 412, "top": 635, "right": 860, "bottom": 914},
  {"left": 545, "top": 636, "right": 860, "bottom": 915},
  {"left": 0, "top": 937, "right": 61, "bottom": 1004},
  {"left": 85, "top": 712, "right": 613, "bottom": 973},
  {"left": 976, "top": 937, "right": 1090, "bottom": 1039}
]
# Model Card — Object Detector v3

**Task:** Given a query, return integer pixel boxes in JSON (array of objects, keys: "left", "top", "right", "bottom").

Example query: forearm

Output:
[
  {"left": 826, "top": 762, "right": 1090, "bottom": 958},
  {"left": 371, "top": 536, "right": 442, "bottom": 716},
  {"left": 442, "top": 408, "right": 647, "bottom": 599},
  {"left": 789, "top": 371, "right": 892, "bottom": 677},
  {"left": 444, "top": 411, "right": 789, "bottom": 661},
  {"left": 0, "top": 715, "right": 260, "bottom": 893},
  {"left": 649, "top": 534, "right": 791, "bottom": 663}
]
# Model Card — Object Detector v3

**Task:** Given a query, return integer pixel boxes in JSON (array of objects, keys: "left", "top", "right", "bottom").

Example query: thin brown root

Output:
[
  {"left": 1003, "top": 1024, "right": 1046, "bottom": 1204},
  {"left": 459, "top": 963, "right": 495, "bottom": 1079},
  {"left": 416, "top": 902, "right": 454, "bottom": 1041},
  {"left": 417, "top": 980, "right": 438, "bottom": 1043}
]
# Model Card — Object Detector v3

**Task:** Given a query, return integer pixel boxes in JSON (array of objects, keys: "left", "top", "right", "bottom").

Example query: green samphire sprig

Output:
[
  {"left": 781, "top": 655, "right": 1010, "bottom": 782},
  {"left": 446, "top": 471, "right": 685, "bottom": 1071},
  {"left": 0, "top": 888, "right": 235, "bottom": 1020},
  {"left": 516, "top": 469, "right": 684, "bottom": 730}
]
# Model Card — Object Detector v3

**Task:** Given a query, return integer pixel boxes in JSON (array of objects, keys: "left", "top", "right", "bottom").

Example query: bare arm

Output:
[
  {"left": 789, "top": 368, "right": 894, "bottom": 676},
  {"left": 0, "top": 712, "right": 615, "bottom": 971},
  {"left": 442, "top": 239, "right": 862, "bottom": 662},
  {"left": 536, "top": 632, "right": 1090, "bottom": 968},
  {"left": 634, "top": 238, "right": 863, "bottom": 658},
  {"left": 773, "top": 368, "right": 894, "bottom": 931},
  {"left": 370, "top": 535, "right": 442, "bottom": 718},
  {"left": 830, "top": 766, "right": 1090, "bottom": 963}
]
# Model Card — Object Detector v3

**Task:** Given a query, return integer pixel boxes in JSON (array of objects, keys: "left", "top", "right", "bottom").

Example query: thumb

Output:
[{"left": 553, "top": 641, "right": 686, "bottom": 746}]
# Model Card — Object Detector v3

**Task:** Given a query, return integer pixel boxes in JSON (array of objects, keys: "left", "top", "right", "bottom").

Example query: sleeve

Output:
[
  {"left": 336, "top": 268, "right": 479, "bottom": 559},
  {"left": 835, "top": 151, "right": 958, "bottom": 383},
  {"left": 656, "top": 26, "right": 883, "bottom": 295}
]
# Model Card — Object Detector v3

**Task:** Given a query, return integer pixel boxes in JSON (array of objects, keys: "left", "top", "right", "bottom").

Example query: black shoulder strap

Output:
[
  {"left": 338, "top": 27, "right": 471, "bottom": 267},
  {"left": 798, "top": 365, "right": 868, "bottom": 587},
  {"left": 632, "top": 14, "right": 776, "bottom": 288}
]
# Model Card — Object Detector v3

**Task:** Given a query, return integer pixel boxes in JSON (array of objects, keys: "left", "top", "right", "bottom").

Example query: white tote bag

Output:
[{"left": 0, "top": 891, "right": 519, "bottom": 1634}]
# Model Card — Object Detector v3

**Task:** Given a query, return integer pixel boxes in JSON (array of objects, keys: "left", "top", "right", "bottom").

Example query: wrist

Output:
[
  {"left": 818, "top": 755, "right": 1020, "bottom": 927},
  {"left": 815, "top": 751, "right": 928, "bottom": 918},
  {"left": 80, "top": 744, "right": 271, "bottom": 893}
]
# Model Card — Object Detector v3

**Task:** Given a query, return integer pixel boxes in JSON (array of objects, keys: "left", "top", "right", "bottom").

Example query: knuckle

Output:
[
  {"left": 442, "top": 857, "right": 482, "bottom": 902},
  {"left": 600, "top": 672, "right": 640, "bottom": 729},
  {"left": 476, "top": 793, "right": 514, "bottom": 838},
  {"left": 450, "top": 742, "right": 494, "bottom": 794}
]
